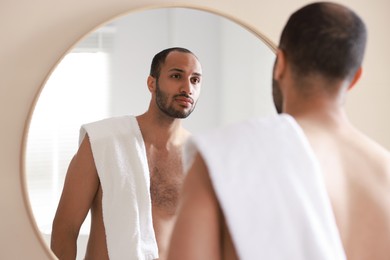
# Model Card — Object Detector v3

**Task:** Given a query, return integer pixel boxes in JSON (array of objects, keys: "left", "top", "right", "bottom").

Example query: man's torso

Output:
[
  {"left": 146, "top": 143, "right": 185, "bottom": 260},
  {"left": 83, "top": 116, "right": 186, "bottom": 260},
  {"left": 300, "top": 121, "right": 390, "bottom": 260}
]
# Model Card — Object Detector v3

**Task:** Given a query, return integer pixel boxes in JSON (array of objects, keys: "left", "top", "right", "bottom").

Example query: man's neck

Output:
[
  {"left": 285, "top": 95, "right": 352, "bottom": 134},
  {"left": 282, "top": 76, "right": 352, "bottom": 129},
  {"left": 136, "top": 112, "right": 188, "bottom": 149}
]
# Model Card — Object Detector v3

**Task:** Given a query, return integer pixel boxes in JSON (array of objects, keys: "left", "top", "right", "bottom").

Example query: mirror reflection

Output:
[{"left": 25, "top": 7, "right": 275, "bottom": 259}]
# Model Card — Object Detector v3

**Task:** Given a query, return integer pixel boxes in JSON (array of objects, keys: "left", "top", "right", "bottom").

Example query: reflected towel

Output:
[
  {"left": 80, "top": 115, "right": 158, "bottom": 260},
  {"left": 184, "top": 114, "right": 346, "bottom": 260}
]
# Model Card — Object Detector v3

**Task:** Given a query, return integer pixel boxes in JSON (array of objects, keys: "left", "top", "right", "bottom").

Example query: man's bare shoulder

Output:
[{"left": 347, "top": 129, "right": 390, "bottom": 175}]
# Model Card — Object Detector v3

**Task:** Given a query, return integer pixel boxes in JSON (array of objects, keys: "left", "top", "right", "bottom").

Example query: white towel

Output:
[
  {"left": 80, "top": 115, "right": 158, "bottom": 260},
  {"left": 184, "top": 114, "right": 346, "bottom": 260}
]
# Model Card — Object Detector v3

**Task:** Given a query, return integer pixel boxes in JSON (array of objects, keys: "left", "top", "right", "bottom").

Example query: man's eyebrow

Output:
[
  {"left": 168, "top": 68, "right": 185, "bottom": 73},
  {"left": 168, "top": 68, "right": 202, "bottom": 77}
]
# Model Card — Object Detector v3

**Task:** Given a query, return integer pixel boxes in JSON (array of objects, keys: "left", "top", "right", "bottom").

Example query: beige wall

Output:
[{"left": 1, "top": 0, "right": 389, "bottom": 258}]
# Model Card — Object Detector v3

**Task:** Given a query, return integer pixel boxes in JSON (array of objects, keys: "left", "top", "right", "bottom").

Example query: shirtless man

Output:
[
  {"left": 168, "top": 3, "right": 390, "bottom": 260},
  {"left": 51, "top": 47, "right": 202, "bottom": 259}
]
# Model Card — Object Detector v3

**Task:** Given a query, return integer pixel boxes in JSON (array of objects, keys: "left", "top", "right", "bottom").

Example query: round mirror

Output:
[{"left": 24, "top": 7, "right": 276, "bottom": 259}]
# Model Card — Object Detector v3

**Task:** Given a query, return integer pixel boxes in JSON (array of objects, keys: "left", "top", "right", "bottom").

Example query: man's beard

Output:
[{"left": 155, "top": 80, "right": 195, "bottom": 118}]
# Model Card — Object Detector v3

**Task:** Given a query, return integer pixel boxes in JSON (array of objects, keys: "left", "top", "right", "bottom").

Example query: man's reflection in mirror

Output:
[{"left": 51, "top": 47, "right": 202, "bottom": 260}]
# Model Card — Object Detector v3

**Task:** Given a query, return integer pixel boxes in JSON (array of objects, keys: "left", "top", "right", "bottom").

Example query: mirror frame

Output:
[{"left": 18, "top": 2, "right": 276, "bottom": 259}]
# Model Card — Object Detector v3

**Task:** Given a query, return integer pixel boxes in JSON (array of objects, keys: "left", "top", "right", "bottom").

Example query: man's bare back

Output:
[
  {"left": 299, "top": 119, "right": 390, "bottom": 259},
  {"left": 170, "top": 119, "right": 390, "bottom": 260}
]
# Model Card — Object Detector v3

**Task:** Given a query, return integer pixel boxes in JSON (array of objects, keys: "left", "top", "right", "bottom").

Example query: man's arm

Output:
[
  {"left": 50, "top": 135, "right": 99, "bottom": 260},
  {"left": 168, "top": 152, "right": 222, "bottom": 260}
]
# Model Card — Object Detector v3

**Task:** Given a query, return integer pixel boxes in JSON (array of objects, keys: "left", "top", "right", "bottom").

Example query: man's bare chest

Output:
[{"left": 146, "top": 148, "right": 185, "bottom": 214}]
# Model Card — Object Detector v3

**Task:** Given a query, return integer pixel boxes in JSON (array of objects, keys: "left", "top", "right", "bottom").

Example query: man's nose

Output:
[{"left": 180, "top": 79, "right": 193, "bottom": 95}]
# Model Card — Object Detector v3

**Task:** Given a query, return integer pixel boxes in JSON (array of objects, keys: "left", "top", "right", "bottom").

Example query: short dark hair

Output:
[
  {"left": 150, "top": 47, "right": 196, "bottom": 79},
  {"left": 279, "top": 2, "right": 367, "bottom": 83}
]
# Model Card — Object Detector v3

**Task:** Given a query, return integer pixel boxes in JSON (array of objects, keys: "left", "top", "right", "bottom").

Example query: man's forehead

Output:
[{"left": 163, "top": 52, "right": 202, "bottom": 74}]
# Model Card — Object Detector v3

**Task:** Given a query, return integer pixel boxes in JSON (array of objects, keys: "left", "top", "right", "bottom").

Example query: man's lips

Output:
[{"left": 174, "top": 95, "right": 194, "bottom": 106}]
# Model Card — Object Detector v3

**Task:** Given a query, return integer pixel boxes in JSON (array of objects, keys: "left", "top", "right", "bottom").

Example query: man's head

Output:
[
  {"left": 272, "top": 2, "right": 367, "bottom": 111},
  {"left": 148, "top": 47, "right": 202, "bottom": 118}
]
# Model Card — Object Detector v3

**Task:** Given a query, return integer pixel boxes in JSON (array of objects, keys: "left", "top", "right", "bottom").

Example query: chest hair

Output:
[{"left": 147, "top": 148, "right": 184, "bottom": 214}]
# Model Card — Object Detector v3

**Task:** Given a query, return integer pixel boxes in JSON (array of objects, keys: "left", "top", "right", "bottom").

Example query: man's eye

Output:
[
  {"left": 171, "top": 74, "right": 181, "bottom": 79},
  {"left": 191, "top": 77, "right": 200, "bottom": 84}
]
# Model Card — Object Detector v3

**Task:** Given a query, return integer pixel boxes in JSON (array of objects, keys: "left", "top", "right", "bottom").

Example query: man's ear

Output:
[
  {"left": 274, "top": 49, "right": 286, "bottom": 81},
  {"left": 147, "top": 75, "right": 156, "bottom": 92},
  {"left": 348, "top": 67, "right": 363, "bottom": 91}
]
